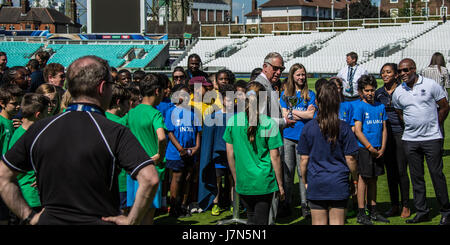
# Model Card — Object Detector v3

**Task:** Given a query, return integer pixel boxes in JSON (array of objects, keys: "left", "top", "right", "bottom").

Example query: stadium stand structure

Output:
[
  {"left": 0, "top": 42, "right": 43, "bottom": 67},
  {"left": 0, "top": 40, "right": 169, "bottom": 70},
  {"left": 174, "top": 21, "right": 445, "bottom": 75},
  {"left": 363, "top": 21, "right": 450, "bottom": 74}
]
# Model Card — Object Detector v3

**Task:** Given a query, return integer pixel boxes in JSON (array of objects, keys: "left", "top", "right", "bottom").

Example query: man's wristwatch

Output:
[{"left": 21, "top": 210, "right": 37, "bottom": 225}]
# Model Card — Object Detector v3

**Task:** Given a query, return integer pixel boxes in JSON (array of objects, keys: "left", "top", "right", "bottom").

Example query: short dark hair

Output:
[
  {"left": 109, "top": 84, "right": 131, "bottom": 109},
  {"left": 0, "top": 83, "right": 24, "bottom": 104},
  {"left": 43, "top": 63, "right": 65, "bottom": 82},
  {"left": 218, "top": 83, "right": 236, "bottom": 99},
  {"left": 67, "top": 56, "right": 111, "bottom": 99},
  {"left": 20, "top": 93, "right": 50, "bottom": 119},
  {"left": 250, "top": 68, "right": 262, "bottom": 81},
  {"left": 27, "top": 59, "right": 40, "bottom": 71},
  {"left": 0, "top": 52, "right": 6, "bottom": 57},
  {"left": 156, "top": 73, "right": 170, "bottom": 89},
  {"left": 234, "top": 80, "right": 247, "bottom": 89},
  {"left": 357, "top": 75, "right": 378, "bottom": 91},
  {"left": 133, "top": 70, "right": 146, "bottom": 81},
  {"left": 346, "top": 52, "right": 358, "bottom": 62},
  {"left": 139, "top": 73, "right": 163, "bottom": 97}
]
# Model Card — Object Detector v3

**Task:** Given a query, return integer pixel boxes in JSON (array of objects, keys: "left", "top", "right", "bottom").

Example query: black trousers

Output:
[
  {"left": 240, "top": 193, "right": 273, "bottom": 225},
  {"left": 403, "top": 139, "right": 450, "bottom": 216},
  {"left": 385, "top": 133, "right": 410, "bottom": 207}
]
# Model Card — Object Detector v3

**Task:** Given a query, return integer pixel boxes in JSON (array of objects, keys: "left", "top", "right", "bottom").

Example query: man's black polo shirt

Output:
[{"left": 2, "top": 106, "right": 153, "bottom": 224}]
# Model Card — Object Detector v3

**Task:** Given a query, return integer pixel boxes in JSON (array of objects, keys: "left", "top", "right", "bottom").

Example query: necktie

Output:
[{"left": 348, "top": 66, "right": 355, "bottom": 94}]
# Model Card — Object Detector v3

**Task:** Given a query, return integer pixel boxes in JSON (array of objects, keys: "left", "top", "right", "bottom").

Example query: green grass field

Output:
[{"left": 154, "top": 78, "right": 450, "bottom": 225}]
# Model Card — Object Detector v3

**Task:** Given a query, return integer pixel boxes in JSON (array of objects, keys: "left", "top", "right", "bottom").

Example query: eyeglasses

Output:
[
  {"left": 173, "top": 76, "right": 185, "bottom": 80},
  {"left": 398, "top": 67, "right": 414, "bottom": 73},
  {"left": 266, "top": 62, "right": 285, "bottom": 73}
]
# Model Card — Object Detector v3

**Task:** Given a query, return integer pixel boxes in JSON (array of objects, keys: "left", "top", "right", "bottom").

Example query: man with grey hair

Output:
[{"left": 0, "top": 55, "right": 160, "bottom": 225}]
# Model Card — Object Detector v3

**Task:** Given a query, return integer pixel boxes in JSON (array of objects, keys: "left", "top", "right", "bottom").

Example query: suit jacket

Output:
[{"left": 253, "top": 74, "right": 286, "bottom": 128}]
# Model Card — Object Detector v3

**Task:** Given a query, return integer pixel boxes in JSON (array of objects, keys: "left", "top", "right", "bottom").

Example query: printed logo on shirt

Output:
[
  {"left": 365, "top": 112, "right": 370, "bottom": 119},
  {"left": 421, "top": 89, "right": 426, "bottom": 96}
]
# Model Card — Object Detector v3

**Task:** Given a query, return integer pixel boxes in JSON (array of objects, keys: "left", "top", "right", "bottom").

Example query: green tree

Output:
[
  {"left": 398, "top": 0, "right": 421, "bottom": 17},
  {"left": 345, "top": 0, "right": 388, "bottom": 19}
]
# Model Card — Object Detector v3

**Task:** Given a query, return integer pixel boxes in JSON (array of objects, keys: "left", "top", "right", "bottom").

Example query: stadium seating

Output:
[
  {"left": 205, "top": 33, "right": 336, "bottom": 73},
  {"left": 0, "top": 42, "right": 43, "bottom": 67},
  {"left": 125, "top": 44, "right": 165, "bottom": 68},
  {"left": 176, "top": 38, "right": 240, "bottom": 67}
]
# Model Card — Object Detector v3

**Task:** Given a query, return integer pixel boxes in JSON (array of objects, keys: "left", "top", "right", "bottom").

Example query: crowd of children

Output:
[{"left": 0, "top": 50, "right": 449, "bottom": 225}]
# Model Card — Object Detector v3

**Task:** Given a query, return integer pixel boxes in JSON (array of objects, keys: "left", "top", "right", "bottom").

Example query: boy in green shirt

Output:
[
  {"left": 0, "top": 84, "right": 24, "bottom": 224},
  {"left": 8, "top": 93, "right": 50, "bottom": 224},
  {"left": 105, "top": 84, "right": 131, "bottom": 214},
  {"left": 126, "top": 73, "right": 167, "bottom": 225}
]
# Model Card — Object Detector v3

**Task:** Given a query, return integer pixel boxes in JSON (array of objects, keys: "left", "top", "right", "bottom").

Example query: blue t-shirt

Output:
[
  {"left": 352, "top": 100, "right": 387, "bottom": 148},
  {"left": 279, "top": 90, "right": 316, "bottom": 141},
  {"left": 165, "top": 106, "right": 202, "bottom": 160},
  {"left": 297, "top": 119, "right": 359, "bottom": 201},
  {"left": 339, "top": 101, "right": 354, "bottom": 126},
  {"left": 156, "top": 97, "right": 174, "bottom": 120}
]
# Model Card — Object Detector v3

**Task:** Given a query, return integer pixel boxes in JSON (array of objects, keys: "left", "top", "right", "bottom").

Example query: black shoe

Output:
[
  {"left": 440, "top": 215, "right": 450, "bottom": 225},
  {"left": 384, "top": 205, "right": 400, "bottom": 217},
  {"left": 357, "top": 213, "right": 373, "bottom": 225},
  {"left": 405, "top": 213, "right": 430, "bottom": 224},
  {"left": 301, "top": 204, "right": 311, "bottom": 219},
  {"left": 179, "top": 205, "right": 192, "bottom": 218},
  {"left": 370, "top": 211, "right": 390, "bottom": 223}
]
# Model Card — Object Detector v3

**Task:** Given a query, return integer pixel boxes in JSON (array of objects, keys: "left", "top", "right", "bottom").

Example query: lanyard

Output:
[{"left": 66, "top": 104, "right": 105, "bottom": 116}]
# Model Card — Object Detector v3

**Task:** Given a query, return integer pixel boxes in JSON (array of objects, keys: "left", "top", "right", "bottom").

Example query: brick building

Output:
[
  {"left": 0, "top": 0, "right": 80, "bottom": 33},
  {"left": 380, "top": 0, "right": 449, "bottom": 17},
  {"left": 245, "top": 0, "right": 358, "bottom": 23}
]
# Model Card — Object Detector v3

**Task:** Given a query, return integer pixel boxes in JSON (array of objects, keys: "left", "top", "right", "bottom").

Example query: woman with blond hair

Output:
[
  {"left": 35, "top": 83, "right": 63, "bottom": 116},
  {"left": 278, "top": 63, "right": 316, "bottom": 218}
]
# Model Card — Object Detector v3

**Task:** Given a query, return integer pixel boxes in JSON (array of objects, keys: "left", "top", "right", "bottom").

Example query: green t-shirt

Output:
[
  {"left": 9, "top": 126, "right": 41, "bottom": 208},
  {"left": 223, "top": 112, "right": 283, "bottom": 196},
  {"left": 127, "top": 104, "right": 167, "bottom": 179},
  {"left": 105, "top": 112, "right": 128, "bottom": 193},
  {"left": 0, "top": 115, "right": 14, "bottom": 155}
]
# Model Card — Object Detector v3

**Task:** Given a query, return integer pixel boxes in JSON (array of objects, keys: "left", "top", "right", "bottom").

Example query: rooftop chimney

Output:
[
  {"left": 252, "top": 0, "right": 258, "bottom": 11},
  {"left": 71, "top": 0, "right": 77, "bottom": 23},
  {"left": 21, "top": 0, "right": 30, "bottom": 15}
]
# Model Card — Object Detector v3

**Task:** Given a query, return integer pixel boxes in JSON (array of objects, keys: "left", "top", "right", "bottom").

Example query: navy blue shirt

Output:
[
  {"left": 375, "top": 86, "right": 403, "bottom": 134},
  {"left": 297, "top": 119, "right": 359, "bottom": 201},
  {"left": 29, "top": 70, "right": 45, "bottom": 93}
]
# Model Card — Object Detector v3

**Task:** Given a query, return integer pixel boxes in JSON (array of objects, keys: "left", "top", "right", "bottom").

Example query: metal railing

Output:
[{"left": 199, "top": 14, "right": 448, "bottom": 37}]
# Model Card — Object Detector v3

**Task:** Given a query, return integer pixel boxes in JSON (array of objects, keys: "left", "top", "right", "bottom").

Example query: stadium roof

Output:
[
  {"left": 194, "top": 0, "right": 228, "bottom": 4},
  {"left": 260, "top": 0, "right": 352, "bottom": 10},
  {"left": 0, "top": 6, "right": 78, "bottom": 25}
]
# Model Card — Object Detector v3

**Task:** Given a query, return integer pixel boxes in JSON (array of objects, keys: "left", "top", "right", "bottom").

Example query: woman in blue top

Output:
[
  {"left": 279, "top": 63, "right": 316, "bottom": 217},
  {"left": 297, "top": 82, "right": 359, "bottom": 225}
]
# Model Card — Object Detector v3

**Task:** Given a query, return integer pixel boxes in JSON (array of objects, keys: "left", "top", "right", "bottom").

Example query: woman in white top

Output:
[{"left": 421, "top": 52, "right": 449, "bottom": 95}]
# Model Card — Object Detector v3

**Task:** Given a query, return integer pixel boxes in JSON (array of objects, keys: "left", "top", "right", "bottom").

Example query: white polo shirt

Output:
[{"left": 392, "top": 75, "right": 446, "bottom": 141}]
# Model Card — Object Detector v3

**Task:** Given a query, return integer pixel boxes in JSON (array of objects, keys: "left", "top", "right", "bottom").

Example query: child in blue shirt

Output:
[
  {"left": 165, "top": 84, "right": 202, "bottom": 218},
  {"left": 329, "top": 77, "right": 355, "bottom": 128},
  {"left": 353, "top": 75, "right": 389, "bottom": 225}
]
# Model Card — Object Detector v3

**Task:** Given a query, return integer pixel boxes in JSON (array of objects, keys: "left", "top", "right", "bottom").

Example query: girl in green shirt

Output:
[{"left": 223, "top": 82, "right": 285, "bottom": 225}]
